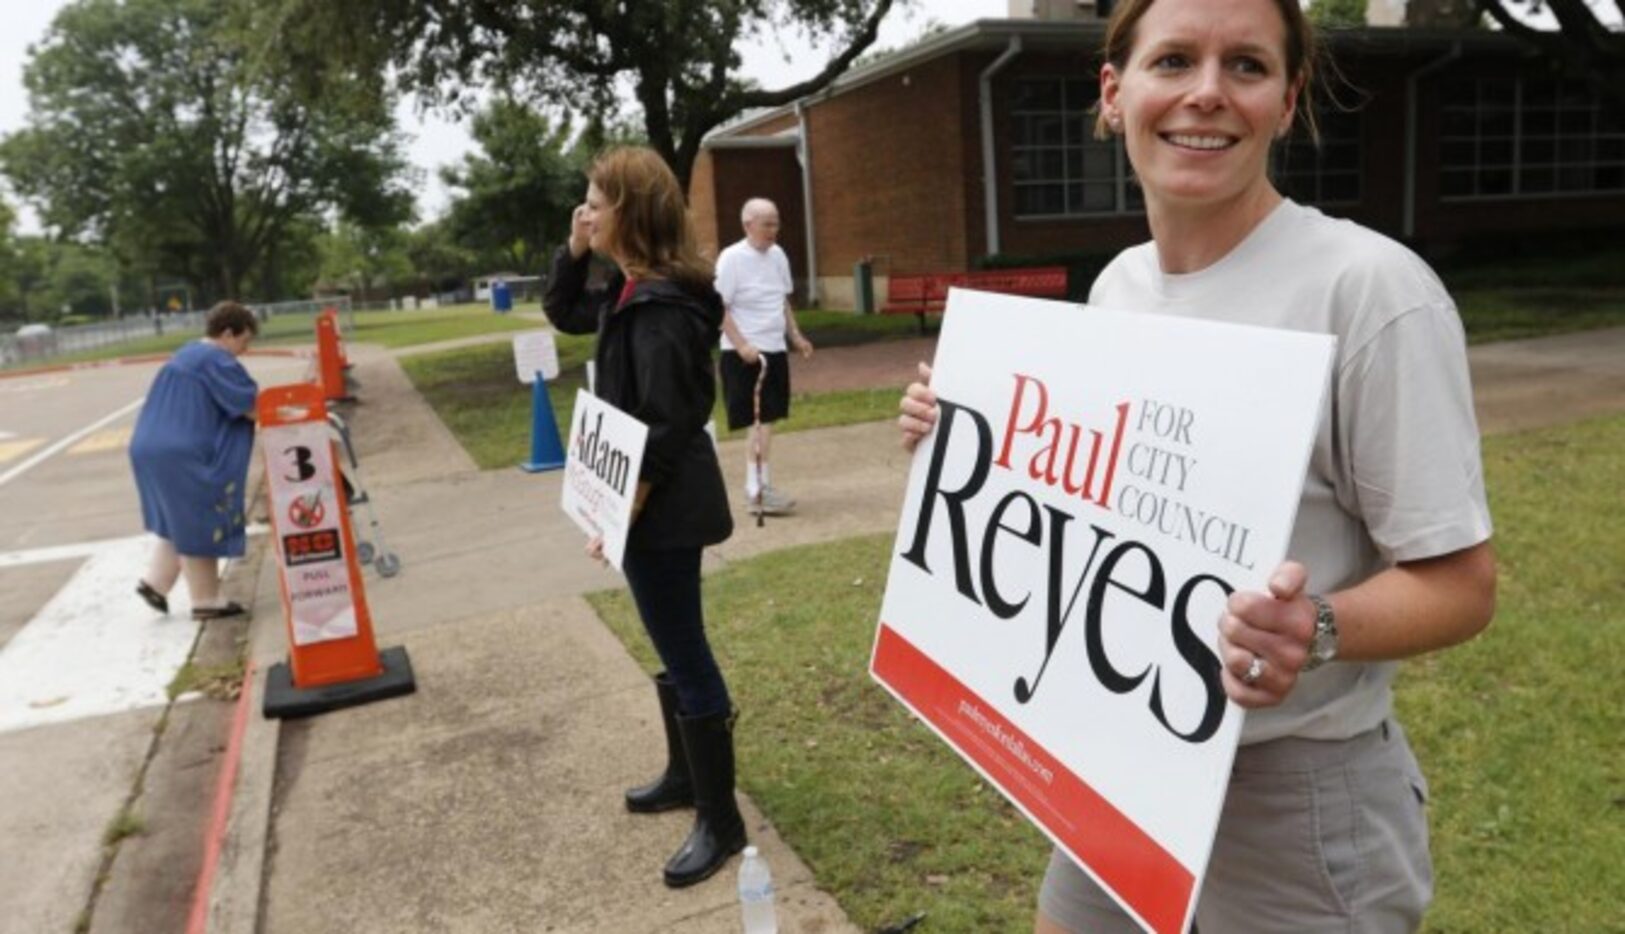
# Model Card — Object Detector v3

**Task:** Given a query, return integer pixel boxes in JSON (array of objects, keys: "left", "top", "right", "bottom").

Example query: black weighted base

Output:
[{"left": 263, "top": 645, "right": 416, "bottom": 719}]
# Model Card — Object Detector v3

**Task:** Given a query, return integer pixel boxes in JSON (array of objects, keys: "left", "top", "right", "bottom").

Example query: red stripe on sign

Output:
[{"left": 872, "top": 623, "right": 1193, "bottom": 934}]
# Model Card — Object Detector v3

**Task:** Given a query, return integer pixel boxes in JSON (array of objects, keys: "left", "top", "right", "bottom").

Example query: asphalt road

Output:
[{"left": 0, "top": 352, "right": 306, "bottom": 934}]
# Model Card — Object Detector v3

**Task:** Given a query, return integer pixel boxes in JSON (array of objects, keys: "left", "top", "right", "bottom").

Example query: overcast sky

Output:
[
  {"left": 3, "top": 1, "right": 1587, "bottom": 234},
  {"left": 0, "top": 0, "right": 1002, "bottom": 234}
]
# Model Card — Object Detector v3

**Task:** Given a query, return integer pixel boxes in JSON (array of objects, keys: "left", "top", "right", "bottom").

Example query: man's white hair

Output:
[{"left": 741, "top": 198, "right": 779, "bottom": 224}]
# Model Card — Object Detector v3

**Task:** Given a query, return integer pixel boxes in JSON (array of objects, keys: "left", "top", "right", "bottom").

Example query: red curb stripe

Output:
[{"left": 186, "top": 660, "right": 257, "bottom": 934}]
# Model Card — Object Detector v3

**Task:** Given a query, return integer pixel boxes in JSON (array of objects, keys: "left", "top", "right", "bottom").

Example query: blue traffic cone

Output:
[{"left": 520, "top": 371, "right": 567, "bottom": 472}]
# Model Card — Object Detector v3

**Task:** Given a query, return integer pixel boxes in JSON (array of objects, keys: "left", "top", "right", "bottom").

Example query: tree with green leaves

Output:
[
  {"left": 317, "top": 220, "right": 413, "bottom": 300},
  {"left": 253, "top": 0, "right": 900, "bottom": 188},
  {"left": 6, "top": 239, "right": 55, "bottom": 323},
  {"left": 404, "top": 221, "right": 479, "bottom": 298},
  {"left": 853, "top": 18, "right": 952, "bottom": 68},
  {"left": 0, "top": 0, "right": 416, "bottom": 303},
  {"left": 1472, "top": 1, "right": 1625, "bottom": 111},
  {"left": 0, "top": 235, "right": 140, "bottom": 322},
  {"left": 37, "top": 241, "right": 121, "bottom": 318},
  {"left": 1310, "top": 0, "right": 1371, "bottom": 28},
  {"left": 0, "top": 201, "right": 20, "bottom": 315},
  {"left": 1405, "top": 0, "right": 1482, "bottom": 25},
  {"left": 440, "top": 100, "right": 588, "bottom": 275}
]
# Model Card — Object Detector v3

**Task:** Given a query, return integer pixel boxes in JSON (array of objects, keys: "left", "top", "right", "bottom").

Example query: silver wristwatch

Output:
[{"left": 1303, "top": 593, "right": 1339, "bottom": 671}]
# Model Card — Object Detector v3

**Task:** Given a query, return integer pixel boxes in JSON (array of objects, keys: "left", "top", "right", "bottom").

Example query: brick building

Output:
[{"left": 690, "top": 12, "right": 1625, "bottom": 308}]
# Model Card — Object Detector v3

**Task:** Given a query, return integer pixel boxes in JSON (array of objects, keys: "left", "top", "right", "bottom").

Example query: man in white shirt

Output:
[{"left": 716, "top": 198, "right": 813, "bottom": 516}]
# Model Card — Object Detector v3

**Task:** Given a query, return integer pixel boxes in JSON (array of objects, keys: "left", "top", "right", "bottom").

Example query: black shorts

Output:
[{"left": 720, "top": 350, "right": 791, "bottom": 431}]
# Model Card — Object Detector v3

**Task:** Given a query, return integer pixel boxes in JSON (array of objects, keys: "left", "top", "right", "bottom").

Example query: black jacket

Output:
[{"left": 544, "top": 246, "right": 733, "bottom": 550}]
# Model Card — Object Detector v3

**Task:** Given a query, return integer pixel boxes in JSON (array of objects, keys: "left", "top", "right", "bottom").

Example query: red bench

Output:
[{"left": 880, "top": 266, "right": 1068, "bottom": 332}]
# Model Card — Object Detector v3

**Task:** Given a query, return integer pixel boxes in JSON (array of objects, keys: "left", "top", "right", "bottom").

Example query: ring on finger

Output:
[{"left": 1242, "top": 654, "right": 1266, "bottom": 686}]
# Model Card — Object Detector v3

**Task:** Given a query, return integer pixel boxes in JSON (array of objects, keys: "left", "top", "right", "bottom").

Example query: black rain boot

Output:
[
  {"left": 662, "top": 708, "right": 747, "bottom": 888},
  {"left": 625, "top": 672, "right": 693, "bottom": 813}
]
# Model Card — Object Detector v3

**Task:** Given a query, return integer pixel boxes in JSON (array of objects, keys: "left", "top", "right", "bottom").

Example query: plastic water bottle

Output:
[{"left": 737, "top": 845, "right": 778, "bottom": 933}]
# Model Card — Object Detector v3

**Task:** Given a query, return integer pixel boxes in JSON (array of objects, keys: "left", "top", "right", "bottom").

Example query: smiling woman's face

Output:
[{"left": 1099, "top": 0, "right": 1300, "bottom": 214}]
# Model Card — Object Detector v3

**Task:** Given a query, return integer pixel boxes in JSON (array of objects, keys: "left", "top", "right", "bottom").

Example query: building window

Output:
[
  {"left": 1011, "top": 77, "right": 1363, "bottom": 216},
  {"left": 1440, "top": 76, "right": 1625, "bottom": 199},
  {"left": 1275, "top": 107, "right": 1364, "bottom": 205},
  {"left": 1010, "top": 77, "right": 1142, "bottom": 217}
]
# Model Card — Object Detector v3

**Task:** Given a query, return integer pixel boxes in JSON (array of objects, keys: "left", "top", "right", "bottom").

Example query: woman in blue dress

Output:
[{"left": 129, "top": 301, "right": 261, "bottom": 620}]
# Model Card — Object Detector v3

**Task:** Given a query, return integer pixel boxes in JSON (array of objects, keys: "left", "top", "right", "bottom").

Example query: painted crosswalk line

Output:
[
  {"left": 0, "top": 438, "right": 45, "bottom": 465},
  {"left": 0, "top": 397, "right": 144, "bottom": 489},
  {"left": 67, "top": 426, "right": 134, "bottom": 455},
  {"left": 0, "top": 376, "right": 70, "bottom": 395},
  {"left": 0, "top": 535, "right": 199, "bottom": 734}
]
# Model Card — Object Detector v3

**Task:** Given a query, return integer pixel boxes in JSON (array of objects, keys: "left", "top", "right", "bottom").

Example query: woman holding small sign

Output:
[
  {"left": 899, "top": 0, "right": 1497, "bottom": 931},
  {"left": 543, "top": 147, "right": 743, "bottom": 888}
]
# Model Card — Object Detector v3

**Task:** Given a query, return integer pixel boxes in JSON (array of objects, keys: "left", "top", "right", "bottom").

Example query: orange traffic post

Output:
[
  {"left": 320, "top": 306, "right": 352, "bottom": 369},
  {"left": 314, "top": 311, "right": 352, "bottom": 403},
  {"left": 258, "top": 382, "right": 413, "bottom": 718}
]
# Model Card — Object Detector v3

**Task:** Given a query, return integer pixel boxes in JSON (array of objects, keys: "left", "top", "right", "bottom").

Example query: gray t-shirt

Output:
[{"left": 1090, "top": 199, "right": 1493, "bottom": 743}]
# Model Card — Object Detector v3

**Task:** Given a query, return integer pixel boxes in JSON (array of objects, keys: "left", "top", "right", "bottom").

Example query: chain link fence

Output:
[{"left": 0, "top": 297, "right": 355, "bottom": 369}]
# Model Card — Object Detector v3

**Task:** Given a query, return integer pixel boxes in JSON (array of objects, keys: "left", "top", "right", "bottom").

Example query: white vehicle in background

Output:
[{"left": 5, "top": 323, "right": 57, "bottom": 365}]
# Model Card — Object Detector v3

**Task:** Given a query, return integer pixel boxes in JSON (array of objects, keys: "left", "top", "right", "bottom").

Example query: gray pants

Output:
[{"left": 1039, "top": 719, "right": 1433, "bottom": 934}]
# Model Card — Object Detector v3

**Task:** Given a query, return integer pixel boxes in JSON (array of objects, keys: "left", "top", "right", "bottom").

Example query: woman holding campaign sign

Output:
[
  {"left": 542, "top": 147, "right": 742, "bottom": 888},
  {"left": 899, "top": 0, "right": 1496, "bottom": 930}
]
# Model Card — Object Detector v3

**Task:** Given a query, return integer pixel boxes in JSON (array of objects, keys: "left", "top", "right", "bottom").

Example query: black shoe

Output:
[
  {"left": 626, "top": 672, "right": 694, "bottom": 813},
  {"left": 662, "top": 709, "right": 747, "bottom": 888},
  {"left": 136, "top": 581, "right": 168, "bottom": 614},
  {"left": 192, "top": 601, "right": 246, "bottom": 621}
]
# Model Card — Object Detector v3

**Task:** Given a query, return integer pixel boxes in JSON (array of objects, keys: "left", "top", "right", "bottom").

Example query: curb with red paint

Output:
[{"left": 185, "top": 660, "right": 257, "bottom": 934}]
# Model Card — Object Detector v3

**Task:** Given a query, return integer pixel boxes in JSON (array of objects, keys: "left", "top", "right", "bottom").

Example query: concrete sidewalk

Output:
[
  {"left": 205, "top": 325, "right": 1625, "bottom": 934},
  {"left": 206, "top": 348, "right": 899, "bottom": 934}
]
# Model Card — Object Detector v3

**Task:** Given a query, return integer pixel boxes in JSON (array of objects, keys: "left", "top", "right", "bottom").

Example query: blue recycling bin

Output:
[{"left": 490, "top": 280, "right": 513, "bottom": 314}]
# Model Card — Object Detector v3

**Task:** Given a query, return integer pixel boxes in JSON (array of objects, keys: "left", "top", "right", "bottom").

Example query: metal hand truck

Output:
[{"left": 326, "top": 412, "right": 402, "bottom": 578}]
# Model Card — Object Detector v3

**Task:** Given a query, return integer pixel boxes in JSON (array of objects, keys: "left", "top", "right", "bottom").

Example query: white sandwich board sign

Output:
[
  {"left": 870, "top": 289, "right": 1334, "bottom": 934},
  {"left": 513, "top": 329, "right": 561, "bottom": 384},
  {"left": 561, "top": 389, "right": 648, "bottom": 570},
  {"left": 263, "top": 419, "right": 360, "bottom": 646}
]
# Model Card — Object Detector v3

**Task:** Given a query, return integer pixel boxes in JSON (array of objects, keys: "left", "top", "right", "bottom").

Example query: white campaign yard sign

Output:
[
  {"left": 513, "top": 329, "right": 561, "bottom": 384},
  {"left": 263, "top": 420, "right": 360, "bottom": 646},
  {"left": 871, "top": 289, "right": 1334, "bottom": 934},
  {"left": 561, "top": 389, "right": 648, "bottom": 570}
]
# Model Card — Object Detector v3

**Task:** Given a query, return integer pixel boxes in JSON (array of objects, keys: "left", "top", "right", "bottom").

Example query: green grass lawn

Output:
[
  {"left": 796, "top": 308, "right": 930, "bottom": 345},
  {"left": 400, "top": 338, "right": 595, "bottom": 469},
  {"left": 588, "top": 413, "right": 1624, "bottom": 933},
  {"left": 4, "top": 303, "right": 535, "bottom": 369},
  {"left": 1456, "top": 288, "right": 1625, "bottom": 344},
  {"left": 401, "top": 312, "right": 920, "bottom": 471},
  {"left": 1437, "top": 242, "right": 1625, "bottom": 292},
  {"left": 592, "top": 535, "right": 1050, "bottom": 931},
  {"left": 1395, "top": 414, "right": 1625, "bottom": 932},
  {"left": 329, "top": 303, "right": 538, "bottom": 348},
  {"left": 403, "top": 291, "right": 1625, "bottom": 474},
  {"left": 403, "top": 338, "right": 909, "bottom": 470}
]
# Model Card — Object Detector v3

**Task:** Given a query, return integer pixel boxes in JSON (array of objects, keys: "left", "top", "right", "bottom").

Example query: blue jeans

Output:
[{"left": 621, "top": 546, "right": 731, "bottom": 717}]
